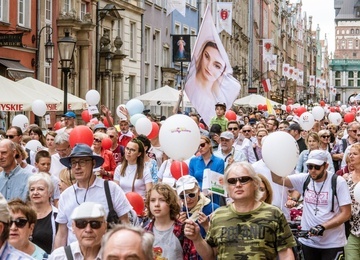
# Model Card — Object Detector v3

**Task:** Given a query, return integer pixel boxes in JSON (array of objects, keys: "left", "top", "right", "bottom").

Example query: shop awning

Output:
[{"left": 0, "top": 58, "right": 34, "bottom": 80}]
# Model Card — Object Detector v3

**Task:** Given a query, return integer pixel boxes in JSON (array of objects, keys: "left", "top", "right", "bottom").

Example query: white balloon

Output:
[
  {"left": 86, "top": 90, "right": 100, "bottom": 106},
  {"left": 12, "top": 114, "right": 29, "bottom": 132},
  {"left": 116, "top": 104, "right": 127, "bottom": 120},
  {"left": 159, "top": 114, "right": 200, "bottom": 161},
  {"left": 341, "top": 105, "right": 347, "bottom": 110},
  {"left": 298, "top": 112, "right": 315, "bottom": 131},
  {"left": 354, "top": 182, "right": 360, "bottom": 203},
  {"left": 281, "top": 105, "right": 286, "bottom": 111},
  {"left": 135, "top": 117, "right": 152, "bottom": 136},
  {"left": 31, "top": 100, "right": 47, "bottom": 117},
  {"left": 25, "top": 140, "right": 43, "bottom": 152},
  {"left": 130, "top": 113, "right": 145, "bottom": 126},
  {"left": 126, "top": 99, "right": 144, "bottom": 116},
  {"left": 356, "top": 116, "right": 360, "bottom": 123},
  {"left": 350, "top": 97, "right": 355, "bottom": 103},
  {"left": 262, "top": 132, "right": 299, "bottom": 177},
  {"left": 328, "top": 112, "right": 342, "bottom": 126},
  {"left": 293, "top": 103, "right": 300, "bottom": 109},
  {"left": 311, "top": 106, "right": 325, "bottom": 121}
]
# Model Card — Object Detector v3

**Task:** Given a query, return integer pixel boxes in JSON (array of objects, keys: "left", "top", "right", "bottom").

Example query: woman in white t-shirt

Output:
[{"left": 114, "top": 138, "right": 153, "bottom": 198}]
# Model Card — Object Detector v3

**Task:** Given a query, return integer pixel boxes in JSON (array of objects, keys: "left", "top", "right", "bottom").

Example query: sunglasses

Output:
[
  {"left": 307, "top": 164, "right": 323, "bottom": 170},
  {"left": 350, "top": 130, "right": 358, "bottom": 133},
  {"left": 5, "top": 135, "right": 17, "bottom": 139},
  {"left": 93, "top": 138, "right": 101, "bottom": 143},
  {"left": 179, "top": 193, "right": 197, "bottom": 200},
  {"left": 75, "top": 220, "right": 104, "bottom": 229},
  {"left": 10, "top": 218, "right": 28, "bottom": 228},
  {"left": 227, "top": 176, "right": 253, "bottom": 185},
  {"left": 108, "top": 135, "right": 115, "bottom": 138},
  {"left": 242, "top": 130, "right": 251, "bottom": 133},
  {"left": 321, "top": 135, "right": 330, "bottom": 138},
  {"left": 199, "top": 143, "right": 206, "bottom": 148},
  {"left": 228, "top": 127, "right": 238, "bottom": 131}
]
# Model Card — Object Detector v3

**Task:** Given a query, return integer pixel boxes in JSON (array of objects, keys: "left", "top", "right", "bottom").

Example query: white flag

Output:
[
  {"left": 309, "top": 75, "right": 315, "bottom": 86},
  {"left": 293, "top": 69, "right": 299, "bottom": 81},
  {"left": 269, "top": 55, "right": 277, "bottom": 71},
  {"left": 166, "top": 0, "right": 186, "bottom": 17},
  {"left": 288, "top": 66, "right": 295, "bottom": 80},
  {"left": 263, "top": 39, "right": 273, "bottom": 62},
  {"left": 282, "top": 63, "right": 289, "bottom": 78},
  {"left": 216, "top": 3, "right": 232, "bottom": 34},
  {"left": 298, "top": 71, "right": 304, "bottom": 86}
]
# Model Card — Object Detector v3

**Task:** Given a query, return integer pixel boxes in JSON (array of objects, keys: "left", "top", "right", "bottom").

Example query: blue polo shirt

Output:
[{"left": 0, "top": 165, "right": 29, "bottom": 201}]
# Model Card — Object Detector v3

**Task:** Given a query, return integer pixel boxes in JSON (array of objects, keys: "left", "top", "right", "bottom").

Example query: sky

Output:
[{"left": 301, "top": 0, "right": 335, "bottom": 54}]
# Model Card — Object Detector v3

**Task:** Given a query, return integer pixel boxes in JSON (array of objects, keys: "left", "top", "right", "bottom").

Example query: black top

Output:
[{"left": 32, "top": 211, "right": 53, "bottom": 254}]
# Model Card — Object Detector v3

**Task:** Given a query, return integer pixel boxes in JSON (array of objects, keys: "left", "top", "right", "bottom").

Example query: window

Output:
[
  {"left": 80, "top": 2, "right": 87, "bottom": 21},
  {"left": 358, "top": 71, "right": 360, "bottom": 77},
  {"left": 116, "top": 19, "right": 123, "bottom": 38},
  {"left": 349, "top": 80, "right": 354, "bottom": 86},
  {"left": 0, "top": 0, "right": 9, "bottom": 22},
  {"left": 44, "top": 66, "right": 51, "bottom": 85},
  {"left": 128, "top": 75, "right": 135, "bottom": 99},
  {"left": 351, "top": 29, "right": 354, "bottom": 34},
  {"left": 335, "top": 79, "right": 341, "bottom": 86},
  {"left": 335, "top": 71, "right": 340, "bottom": 78},
  {"left": 175, "top": 23, "right": 180, "bottom": 35},
  {"left": 144, "top": 27, "right": 150, "bottom": 63},
  {"left": 349, "top": 40, "right": 353, "bottom": 49},
  {"left": 45, "top": 0, "right": 51, "bottom": 21},
  {"left": 358, "top": 79, "right": 360, "bottom": 87},
  {"left": 163, "top": 45, "right": 169, "bottom": 67},
  {"left": 64, "top": 0, "right": 71, "bottom": 13},
  {"left": 357, "top": 29, "right": 359, "bottom": 34},
  {"left": 154, "top": 30, "right": 160, "bottom": 65},
  {"left": 356, "top": 40, "right": 359, "bottom": 48},
  {"left": 130, "top": 22, "right": 136, "bottom": 59},
  {"left": 349, "top": 71, "right": 354, "bottom": 78},
  {"left": 18, "top": 0, "right": 30, "bottom": 28}
]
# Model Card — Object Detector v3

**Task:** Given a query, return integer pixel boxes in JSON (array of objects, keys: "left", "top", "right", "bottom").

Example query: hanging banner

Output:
[
  {"left": 269, "top": 55, "right": 277, "bottom": 71},
  {"left": 309, "top": 75, "right": 315, "bottom": 87},
  {"left": 216, "top": 2, "right": 232, "bottom": 34},
  {"left": 298, "top": 70, "right": 304, "bottom": 86},
  {"left": 172, "top": 35, "right": 191, "bottom": 62},
  {"left": 282, "top": 63, "right": 289, "bottom": 78},
  {"left": 184, "top": 5, "right": 240, "bottom": 125},
  {"left": 262, "top": 39, "right": 273, "bottom": 62},
  {"left": 166, "top": 0, "right": 186, "bottom": 17}
]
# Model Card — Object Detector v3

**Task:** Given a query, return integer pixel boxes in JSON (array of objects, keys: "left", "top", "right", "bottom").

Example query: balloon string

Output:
[
  {"left": 281, "top": 178, "right": 285, "bottom": 211},
  {"left": 180, "top": 161, "right": 183, "bottom": 178},
  {"left": 183, "top": 188, "right": 190, "bottom": 219}
]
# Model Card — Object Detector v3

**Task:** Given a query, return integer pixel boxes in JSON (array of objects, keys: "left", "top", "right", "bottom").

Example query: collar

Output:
[
  {"left": 74, "top": 175, "right": 103, "bottom": 190},
  {"left": 71, "top": 241, "right": 102, "bottom": 260},
  {"left": 2, "top": 164, "right": 21, "bottom": 177}
]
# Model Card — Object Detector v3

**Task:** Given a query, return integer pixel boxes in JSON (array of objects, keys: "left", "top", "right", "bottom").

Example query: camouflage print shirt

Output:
[{"left": 206, "top": 202, "right": 296, "bottom": 260}]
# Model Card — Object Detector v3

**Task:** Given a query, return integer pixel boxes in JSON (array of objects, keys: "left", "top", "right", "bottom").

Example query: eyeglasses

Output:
[
  {"left": 307, "top": 164, "right": 324, "bottom": 170},
  {"left": 75, "top": 220, "right": 104, "bottom": 229},
  {"left": 5, "top": 135, "right": 17, "bottom": 139},
  {"left": 70, "top": 159, "right": 92, "bottom": 168},
  {"left": 125, "top": 147, "right": 137, "bottom": 153},
  {"left": 242, "top": 130, "right": 251, "bottom": 133},
  {"left": 321, "top": 135, "right": 330, "bottom": 138},
  {"left": 93, "top": 138, "right": 101, "bottom": 143},
  {"left": 10, "top": 218, "right": 28, "bottom": 228},
  {"left": 179, "top": 193, "right": 197, "bottom": 200},
  {"left": 199, "top": 143, "right": 206, "bottom": 148},
  {"left": 227, "top": 176, "right": 253, "bottom": 185},
  {"left": 228, "top": 127, "right": 238, "bottom": 131}
]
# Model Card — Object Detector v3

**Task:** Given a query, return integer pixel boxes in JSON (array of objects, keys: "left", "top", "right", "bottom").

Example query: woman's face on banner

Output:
[{"left": 200, "top": 46, "right": 225, "bottom": 83}]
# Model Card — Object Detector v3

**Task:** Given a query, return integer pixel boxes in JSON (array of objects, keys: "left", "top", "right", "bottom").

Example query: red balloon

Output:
[
  {"left": 344, "top": 113, "right": 355, "bottom": 123},
  {"left": 257, "top": 104, "right": 263, "bottom": 111},
  {"left": 170, "top": 161, "right": 189, "bottom": 180},
  {"left": 286, "top": 106, "right": 291, "bottom": 113},
  {"left": 81, "top": 110, "right": 92, "bottom": 123},
  {"left": 101, "top": 137, "right": 112, "bottom": 150},
  {"left": 126, "top": 192, "right": 145, "bottom": 216},
  {"left": 330, "top": 107, "right": 336, "bottom": 113},
  {"left": 296, "top": 107, "right": 307, "bottom": 117},
  {"left": 351, "top": 107, "right": 357, "bottom": 113},
  {"left": 263, "top": 104, "right": 267, "bottom": 111},
  {"left": 147, "top": 122, "right": 159, "bottom": 139},
  {"left": 320, "top": 100, "right": 325, "bottom": 107},
  {"left": 225, "top": 110, "right": 237, "bottom": 121},
  {"left": 69, "top": 125, "right": 94, "bottom": 148},
  {"left": 103, "top": 116, "right": 113, "bottom": 127},
  {"left": 54, "top": 121, "right": 62, "bottom": 131},
  {"left": 199, "top": 123, "right": 205, "bottom": 129}
]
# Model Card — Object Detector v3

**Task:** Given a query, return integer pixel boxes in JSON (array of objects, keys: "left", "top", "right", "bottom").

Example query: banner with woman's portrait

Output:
[{"left": 184, "top": 5, "right": 241, "bottom": 125}]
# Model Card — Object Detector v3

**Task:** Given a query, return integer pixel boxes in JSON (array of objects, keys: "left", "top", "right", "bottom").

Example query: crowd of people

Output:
[{"left": 1, "top": 102, "right": 360, "bottom": 259}]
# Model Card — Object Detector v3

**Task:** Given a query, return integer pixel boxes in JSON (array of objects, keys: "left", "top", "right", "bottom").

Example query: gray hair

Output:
[
  {"left": 101, "top": 224, "right": 154, "bottom": 260},
  {"left": 28, "top": 172, "right": 54, "bottom": 196},
  {"left": 224, "top": 161, "right": 262, "bottom": 201},
  {"left": 54, "top": 132, "right": 69, "bottom": 145}
]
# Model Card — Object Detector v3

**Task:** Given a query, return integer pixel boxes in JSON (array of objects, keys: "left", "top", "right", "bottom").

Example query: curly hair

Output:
[
  {"left": 145, "top": 183, "right": 180, "bottom": 220},
  {"left": 8, "top": 198, "right": 37, "bottom": 225}
]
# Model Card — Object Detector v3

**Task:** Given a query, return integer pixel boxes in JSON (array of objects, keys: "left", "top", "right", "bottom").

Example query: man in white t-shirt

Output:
[
  {"left": 49, "top": 132, "right": 72, "bottom": 178},
  {"left": 271, "top": 150, "right": 351, "bottom": 259},
  {"left": 53, "top": 144, "right": 132, "bottom": 248}
]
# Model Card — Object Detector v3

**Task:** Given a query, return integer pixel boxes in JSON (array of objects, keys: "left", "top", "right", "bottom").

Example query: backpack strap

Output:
[
  {"left": 64, "top": 245, "right": 74, "bottom": 260},
  {"left": 302, "top": 175, "right": 311, "bottom": 197},
  {"left": 104, "top": 180, "right": 114, "bottom": 212},
  {"left": 342, "top": 139, "right": 347, "bottom": 152},
  {"left": 331, "top": 174, "right": 338, "bottom": 213}
]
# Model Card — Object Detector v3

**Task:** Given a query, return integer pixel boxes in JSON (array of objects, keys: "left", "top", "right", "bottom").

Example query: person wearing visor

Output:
[
  {"left": 176, "top": 175, "right": 219, "bottom": 237},
  {"left": 53, "top": 144, "right": 132, "bottom": 248},
  {"left": 271, "top": 150, "right": 351, "bottom": 259},
  {"left": 49, "top": 202, "right": 107, "bottom": 259}
]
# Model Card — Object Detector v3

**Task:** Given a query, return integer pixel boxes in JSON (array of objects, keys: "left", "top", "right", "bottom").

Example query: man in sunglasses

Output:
[
  {"left": 53, "top": 144, "right": 132, "bottom": 249},
  {"left": 0, "top": 194, "right": 35, "bottom": 259},
  {"left": 271, "top": 150, "right": 351, "bottom": 259},
  {"left": 176, "top": 175, "right": 219, "bottom": 238},
  {"left": 50, "top": 202, "right": 107, "bottom": 259},
  {"left": 184, "top": 162, "right": 296, "bottom": 259},
  {"left": 286, "top": 123, "right": 307, "bottom": 153}
]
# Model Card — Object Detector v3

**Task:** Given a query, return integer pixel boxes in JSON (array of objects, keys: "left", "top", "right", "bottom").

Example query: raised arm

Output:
[{"left": 270, "top": 171, "right": 294, "bottom": 189}]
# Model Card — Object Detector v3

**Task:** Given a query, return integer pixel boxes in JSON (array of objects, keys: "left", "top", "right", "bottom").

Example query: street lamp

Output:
[
  {"left": 58, "top": 31, "right": 76, "bottom": 114},
  {"left": 32, "top": 25, "right": 54, "bottom": 78},
  {"left": 279, "top": 76, "right": 286, "bottom": 104}
]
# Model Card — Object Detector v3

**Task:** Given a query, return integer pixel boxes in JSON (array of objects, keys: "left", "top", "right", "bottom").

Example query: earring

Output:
[{"left": 29, "top": 235, "right": 33, "bottom": 241}]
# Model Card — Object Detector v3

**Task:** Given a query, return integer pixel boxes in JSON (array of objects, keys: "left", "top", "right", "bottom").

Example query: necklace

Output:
[{"left": 312, "top": 177, "right": 327, "bottom": 215}]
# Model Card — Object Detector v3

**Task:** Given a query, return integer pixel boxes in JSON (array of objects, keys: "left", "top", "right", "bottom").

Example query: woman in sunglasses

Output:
[
  {"left": 28, "top": 173, "right": 58, "bottom": 255},
  {"left": 184, "top": 162, "right": 296, "bottom": 259},
  {"left": 114, "top": 138, "right": 153, "bottom": 199},
  {"left": 92, "top": 132, "right": 116, "bottom": 180},
  {"left": 318, "top": 129, "right": 332, "bottom": 153},
  {"left": 8, "top": 199, "right": 47, "bottom": 259}
]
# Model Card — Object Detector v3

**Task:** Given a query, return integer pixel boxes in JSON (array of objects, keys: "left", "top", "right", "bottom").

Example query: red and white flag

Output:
[
  {"left": 316, "top": 78, "right": 321, "bottom": 88},
  {"left": 263, "top": 39, "right": 273, "bottom": 62},
  {"left": 166, "top": 0, "right": 186, "bottom": 16},
  {"left": 282, "top": 63, "right": 289, "bottom": 78},
  {"left": 269, "top": 55, "right": 277, "bottom": 71},
  {"left": 298, "top": 70, "right": 304, "bottom": 86},
  {"left": 288, "top": 66, "right": 295, "bottom": 80},
  {"left": 216, "top": 2, "right": 232, "bottom": 34},
  {"left": 262, "top": 79, "right": 272, "bottom": 92},
  {"left": 309, "top": 75, "right": 315, "bottom": 86}
]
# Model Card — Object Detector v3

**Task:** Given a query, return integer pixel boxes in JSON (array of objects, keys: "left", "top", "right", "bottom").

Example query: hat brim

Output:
[
  {"left": 60, "top": 155, "right": 104, "bottom": 168},
  {"left": 176, "top": 183, "right": 196, "bottom": 195},
  {"left": 306, "top": 159, "right": 325, "bottom": 166}
]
